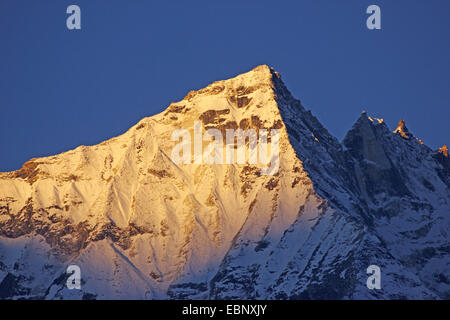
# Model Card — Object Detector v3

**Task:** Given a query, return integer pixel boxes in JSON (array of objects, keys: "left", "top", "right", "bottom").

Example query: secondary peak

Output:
[{"left": 394, "top": 119, "right": 412, "bottom": 139}]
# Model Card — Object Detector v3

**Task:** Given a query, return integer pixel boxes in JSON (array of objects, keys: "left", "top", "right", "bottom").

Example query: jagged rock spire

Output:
[
  {"left": 394, "top": 119, "right": 412, "bottom": 139},
  {"left": 438, "top": 145, "right": 449, "bottom": 157}
]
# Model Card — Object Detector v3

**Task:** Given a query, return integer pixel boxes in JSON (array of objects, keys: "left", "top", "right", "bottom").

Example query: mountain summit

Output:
[{"left": 0, "top": 66, "right": 448, "bottom": 299}]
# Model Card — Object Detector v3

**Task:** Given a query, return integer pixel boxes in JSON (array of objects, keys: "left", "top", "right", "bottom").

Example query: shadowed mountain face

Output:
[{"left": 0, "top": 65, "right": 448, "bottom": 299}]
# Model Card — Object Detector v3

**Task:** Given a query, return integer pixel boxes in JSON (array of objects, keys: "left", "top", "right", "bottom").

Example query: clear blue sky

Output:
[{"left": 0, "top": 0, "right": 449, "bottom": 171}]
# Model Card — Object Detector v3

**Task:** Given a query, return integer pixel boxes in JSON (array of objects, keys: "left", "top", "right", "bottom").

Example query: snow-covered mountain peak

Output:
[
  {"left": 0, "top": 67, "right": 448, "bottom": 300},
  {"left": 181, "top": 64, "right": 274, "bottom": 104},
  {"left": 160, "top": 64, "right": 301, "bottom": 118}
]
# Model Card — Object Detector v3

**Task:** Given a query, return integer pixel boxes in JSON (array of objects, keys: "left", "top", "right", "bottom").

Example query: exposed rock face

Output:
[
  {"left": 0, "top": 65, "right": 448, "bottom": 299},
  {"left": 434, "top": 145, "right": 450, "bottom": 186},
  {"left": 343, "top": 114, "right": 410, "bottom": 201}
]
